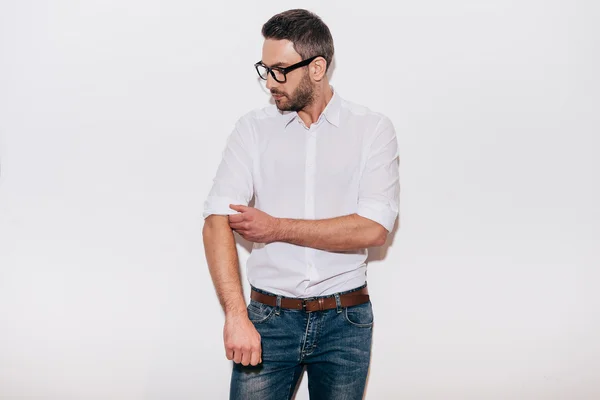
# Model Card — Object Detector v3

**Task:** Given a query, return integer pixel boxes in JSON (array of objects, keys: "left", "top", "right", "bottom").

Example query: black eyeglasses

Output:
[{"left": 254, "top": 55, "right": 323, "bottom": 83}]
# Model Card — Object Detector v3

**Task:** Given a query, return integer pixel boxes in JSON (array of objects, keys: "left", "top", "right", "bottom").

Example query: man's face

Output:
[{"left": 261, "top": 39, "right": 315, "bottom": 112}]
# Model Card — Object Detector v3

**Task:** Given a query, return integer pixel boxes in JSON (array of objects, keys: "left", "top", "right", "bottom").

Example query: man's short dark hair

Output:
[{"left": 261, "top": 9, "right": 334, "bottom": 72}]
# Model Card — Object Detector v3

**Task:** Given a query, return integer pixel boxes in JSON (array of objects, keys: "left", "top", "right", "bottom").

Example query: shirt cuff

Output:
[
  {"left": 356, "top": 200, "right": 398, "bottom": 233},
  {"left": 203, "top": 195, "right": 248, "bottom": 219}
]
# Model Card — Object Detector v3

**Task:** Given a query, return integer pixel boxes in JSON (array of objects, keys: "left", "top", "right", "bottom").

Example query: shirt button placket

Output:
[
  {"left": 305, "top": 128, "right": 318, "bottom": 287},
  {"left": 305, "top": 130, "right": 317, "bottom": 219}
]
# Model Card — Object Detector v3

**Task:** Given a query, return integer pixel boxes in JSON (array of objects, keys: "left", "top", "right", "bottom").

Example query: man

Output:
[{"left": 202, "top": 9, "right": 399, "bottom": 400}]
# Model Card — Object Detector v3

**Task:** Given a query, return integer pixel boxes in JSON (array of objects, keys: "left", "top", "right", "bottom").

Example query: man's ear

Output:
[{"left": 311, "top": 57, "right": 328, "bottom": 81}]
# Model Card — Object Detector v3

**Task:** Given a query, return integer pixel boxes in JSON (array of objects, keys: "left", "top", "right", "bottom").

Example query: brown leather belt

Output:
[{"left": 251, "top": 286, "right": 369, "bottom": 312}]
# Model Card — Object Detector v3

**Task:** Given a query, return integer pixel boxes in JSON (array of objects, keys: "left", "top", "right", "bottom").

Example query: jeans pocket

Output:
[
  {"left": 247, "top": 300, "right": 276, "bottom": 324},
  {"left": 344, "top": 301, "right": 374, "bottom": 327}
]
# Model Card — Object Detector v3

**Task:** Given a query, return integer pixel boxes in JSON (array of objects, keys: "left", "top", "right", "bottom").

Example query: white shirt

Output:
[{"left": 203, "top": 87, "right": 400, "bottom": 298}]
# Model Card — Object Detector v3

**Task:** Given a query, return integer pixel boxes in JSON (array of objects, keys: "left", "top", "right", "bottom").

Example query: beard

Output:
[{"left": 271, "top": 71, "right": 315, "bottom": 112}]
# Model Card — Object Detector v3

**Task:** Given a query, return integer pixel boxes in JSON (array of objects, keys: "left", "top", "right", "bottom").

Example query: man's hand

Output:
[
  {"left": 228, "top": 204, "right": 280, "bottom": 243},
  {"left": 224, "top": 313, "right": 262, "bottom": 366}
]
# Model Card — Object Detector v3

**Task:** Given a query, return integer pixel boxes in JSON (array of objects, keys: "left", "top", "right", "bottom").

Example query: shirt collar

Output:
[{"left": 281, "top": 86, "right": 341, "bottom": 129}]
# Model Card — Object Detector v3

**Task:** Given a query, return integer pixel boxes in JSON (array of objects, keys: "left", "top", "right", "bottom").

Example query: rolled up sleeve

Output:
[
  {"left": 356, "top": 116, "right": 400, "bottom": 233},
  {"left": 203, "top": 119, "right": 254, "bottom": 218}
]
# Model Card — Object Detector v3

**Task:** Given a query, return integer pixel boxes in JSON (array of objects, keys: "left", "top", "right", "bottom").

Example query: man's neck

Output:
[{"left": 297, "top": 84, "right": 334, "bottom": 128}]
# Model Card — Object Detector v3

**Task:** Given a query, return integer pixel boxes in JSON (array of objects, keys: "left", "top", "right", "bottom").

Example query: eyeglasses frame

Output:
[{"left": 254, "top": 55, "right": 324, "bottom": 83}]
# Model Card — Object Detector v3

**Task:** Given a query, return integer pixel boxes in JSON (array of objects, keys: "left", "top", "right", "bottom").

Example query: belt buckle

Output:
[
  {"left": 302, "top": 299, "right": 311, "bottom": 313},
  {"left": 302, "top": 298, "right": 325, "bottom": 312}
]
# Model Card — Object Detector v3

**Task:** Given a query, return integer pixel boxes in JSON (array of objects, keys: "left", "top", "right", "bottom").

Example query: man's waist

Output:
[
  {"left": 246, "top": 252, "right": 368, "bottom": 298},
  {"left": 250, "top": 284, "right": 369, "bottom": 312}
]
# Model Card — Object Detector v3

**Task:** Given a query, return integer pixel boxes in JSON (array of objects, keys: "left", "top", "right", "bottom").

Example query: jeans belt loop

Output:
[
  {"left": 334, "top": 293, "right": 342, "bottom": 313},
  {"left": 275, "top": 295, "right": 281, "bottom": 315}
]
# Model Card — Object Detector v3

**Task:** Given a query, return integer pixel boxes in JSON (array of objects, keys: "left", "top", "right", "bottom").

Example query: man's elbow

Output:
[
  {"left": 369, "top": 225, "right": 388, "bottom": 247},
  {"left": 354, "top": 214, "right": 388, "bottom": 248}
]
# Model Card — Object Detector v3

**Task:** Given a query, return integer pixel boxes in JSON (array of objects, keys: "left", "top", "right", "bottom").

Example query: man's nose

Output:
[{"left": 265, "top": 73, "right": 279, "bottom": 91}]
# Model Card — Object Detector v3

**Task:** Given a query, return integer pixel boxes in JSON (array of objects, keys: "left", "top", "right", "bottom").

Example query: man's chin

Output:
[{"left": 275, "top": 99, "right": 291, "bottom": 111}]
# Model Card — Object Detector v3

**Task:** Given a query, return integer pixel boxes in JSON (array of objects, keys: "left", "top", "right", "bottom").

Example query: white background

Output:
[{"left": 1, "top": 1, "right": 599, "bottom": 399}]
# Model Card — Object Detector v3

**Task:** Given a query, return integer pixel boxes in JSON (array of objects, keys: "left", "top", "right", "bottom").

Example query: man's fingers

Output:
[
  {"left": 229, "top": 222, "right": 245, "bottom": 230},
  {"left": 240, "top": 349, "right": 252, "bottom": 366},
  {"left": 223, "top": 316, "right": 261, "bottom": 366},
  {"left": 233, "top": 350, "right": 243, "bottom": 364},
  {"left": 230, "top": 227, "right": 249, "bottom": 238},
  {"left": 229, "top": 204, "right": 247, "bottom": 213},
  {"left": 250, "top": 346, "right": 262, "bottom": 366},
  {"left": 228, "top": 213, "right": 244, "bottom": 223}
]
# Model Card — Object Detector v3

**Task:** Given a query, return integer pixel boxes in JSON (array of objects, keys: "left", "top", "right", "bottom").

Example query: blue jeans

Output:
[{"left": 230, "top": 285, "right": 373, "bottom": 400}]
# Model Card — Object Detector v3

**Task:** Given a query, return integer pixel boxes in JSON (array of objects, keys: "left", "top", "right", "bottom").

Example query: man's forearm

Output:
[
  {"left": 274, "top": 213, "right": 387, "bottom": 252},
  {"left": 203, "top": 215, "right": 246, "bottom": 316}
]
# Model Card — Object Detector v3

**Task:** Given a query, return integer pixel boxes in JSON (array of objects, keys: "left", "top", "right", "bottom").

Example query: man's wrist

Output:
[
  {"left": 222, "top": 295, "right": 248, "bottom": 318},
  {"left": 225, "top": 306, "right": 248, "bottom": 319},
  {"left": 272, "top": 217, "right": 290, "bottom": 242}
]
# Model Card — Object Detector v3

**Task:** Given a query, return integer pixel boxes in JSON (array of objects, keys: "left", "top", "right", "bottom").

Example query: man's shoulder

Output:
[
  {"left": 339, "top": 97, "right": 393, "bottom": 128},
  {"left": 237, "top": 104, "right": 283, "bottom": 126},
  {"left": 225, "top": 105, "right": 282, "bottom": 140}
]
